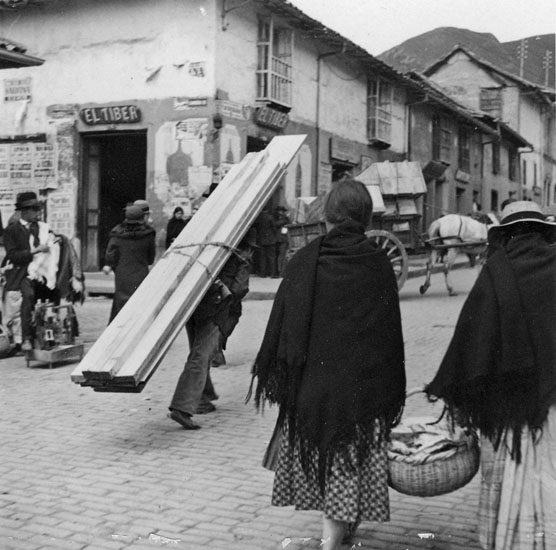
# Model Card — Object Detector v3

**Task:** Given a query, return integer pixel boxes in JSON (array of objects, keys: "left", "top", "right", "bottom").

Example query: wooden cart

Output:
[{"left": 286, "top": 222, "right": 409, "bottom": 290}]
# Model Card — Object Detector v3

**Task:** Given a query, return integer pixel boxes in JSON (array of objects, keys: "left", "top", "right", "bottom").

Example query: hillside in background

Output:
[{"left": 378, "top": 27, "right": 555, "bottom": 88}]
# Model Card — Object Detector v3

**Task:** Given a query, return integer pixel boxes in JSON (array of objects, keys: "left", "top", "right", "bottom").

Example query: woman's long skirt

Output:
[
  {"left": 478, "top": 406, "right": 556, "bottom": 549},
  {"left": 271, "top": 421, "right": 390, "bottom": 524}
]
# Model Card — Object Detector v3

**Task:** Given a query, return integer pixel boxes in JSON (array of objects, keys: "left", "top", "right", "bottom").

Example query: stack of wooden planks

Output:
[{"left": 71, "top": 135, "right": 306, "bottom": 392}]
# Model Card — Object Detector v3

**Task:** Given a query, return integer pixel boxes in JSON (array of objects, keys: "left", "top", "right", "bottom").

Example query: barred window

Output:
[
  {"left": 256, "top": 18, "right": 292, "bottom": 108},
  {"left": 367, "top": 77, "right": 392, "bottom": 143}
]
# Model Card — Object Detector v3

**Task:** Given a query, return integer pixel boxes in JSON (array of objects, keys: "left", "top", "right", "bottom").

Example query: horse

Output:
[{"left": 419, "top": 213, "right": 498, "bottom": 296}]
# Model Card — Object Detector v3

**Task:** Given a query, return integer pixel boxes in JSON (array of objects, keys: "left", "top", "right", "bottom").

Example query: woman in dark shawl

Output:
[
  {"left": 103, "top": 204, "right": 156, "bottom": 323},
  {"left": 249, "top": 178, "right": 406, "bottom": 549},
  {"left": 426, "top": 201, "right": 556, "bottom": 550},
  {"left": 165, "top": 206, "right": 189, "bottom": 249}
]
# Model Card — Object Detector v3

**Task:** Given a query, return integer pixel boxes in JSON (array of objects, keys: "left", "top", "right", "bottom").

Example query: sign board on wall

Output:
[
  {"left": 80, "top": 105, "right": 142, "bottom": 125},
  {"left": 4, "top": 77, "right": 31, "bottom": 102},
  {"left": 254, "top": 105, "right": 289, "bottom": 130},
  {"left": 329, "top": 137, "right": 359, "bottom": 165}
]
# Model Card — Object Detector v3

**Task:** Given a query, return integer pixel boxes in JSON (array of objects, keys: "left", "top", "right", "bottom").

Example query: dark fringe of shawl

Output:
[
  {"left": 292, "top": 399, "right": 404, "bottom": 494},
  {"left": 426, "top": 372, "right": 546, "bottom": 464},
  {"left": 247, "top": 359, "right": 404, "bottom": 492}
]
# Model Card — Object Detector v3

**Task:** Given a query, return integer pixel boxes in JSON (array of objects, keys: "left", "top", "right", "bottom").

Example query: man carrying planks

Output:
[{"left": 168, "top": 230, "right": 255, "bottom": 429}]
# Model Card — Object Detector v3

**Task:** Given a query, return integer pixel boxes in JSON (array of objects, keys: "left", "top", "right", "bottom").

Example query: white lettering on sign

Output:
[
  {"left": 254, "top": 106, "right": 289, "bottom": 130},
  {"left": 80, "top": 105, "right": 142, "bottom": 125}
]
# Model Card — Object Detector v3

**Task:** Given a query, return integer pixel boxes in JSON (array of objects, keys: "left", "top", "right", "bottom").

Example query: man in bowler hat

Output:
[{"left": 2, "top": 192, "right": 53, "bottom": 352}]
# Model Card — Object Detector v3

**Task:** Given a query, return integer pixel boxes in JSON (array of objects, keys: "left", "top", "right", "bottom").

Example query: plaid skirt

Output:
[
  {"left": 478, "top": 406, "right": 556, "bottom": 549},
  {"left": 271, "top": 421, "right": 390, "bottom": 524}
]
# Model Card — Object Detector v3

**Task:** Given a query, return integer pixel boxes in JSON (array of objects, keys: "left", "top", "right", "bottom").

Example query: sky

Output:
[{"left": 289, "top": 0, "right": 556, "bottom": 55}]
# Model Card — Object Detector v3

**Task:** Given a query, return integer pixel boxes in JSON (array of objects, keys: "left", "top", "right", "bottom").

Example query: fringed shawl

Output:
[
  {"left": 250, "top": 220, "right": 406, "bottom": 485},
  {"left": 426, "top": 232, "right": 556, "bottom": 462}
]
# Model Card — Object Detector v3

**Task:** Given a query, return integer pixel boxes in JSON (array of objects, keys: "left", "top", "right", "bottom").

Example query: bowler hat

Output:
[
  {"left": 15, "top": 191, "right": 40, "bottom": 210},
  {"left": 124, "top": 205, "right": 145, "bottom": 224},
  {"left": 133, "top": 199, "right": 150, "bottom": 214}
]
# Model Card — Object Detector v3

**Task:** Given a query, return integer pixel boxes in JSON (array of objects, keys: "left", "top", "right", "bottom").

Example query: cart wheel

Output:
[{"left": 365, "top": 230, "right": 409, "bottom": 290}]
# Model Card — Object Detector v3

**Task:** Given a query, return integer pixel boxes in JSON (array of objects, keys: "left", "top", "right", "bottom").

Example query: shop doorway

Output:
[{"left": 81, "top": 131, "right": 147, "bottom": 271}]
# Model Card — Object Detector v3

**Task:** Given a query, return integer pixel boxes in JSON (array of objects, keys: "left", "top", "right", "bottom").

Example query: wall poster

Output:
[{"left": 0, "top": 142, "right": 57, "bottom": 228}]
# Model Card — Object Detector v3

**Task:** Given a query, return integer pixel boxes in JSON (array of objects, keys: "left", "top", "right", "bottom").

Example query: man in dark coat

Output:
[
  {"left": 255, "top": 206, "right": 277, "bottom": 277},
  {"left": 3, "top": 192, "right": 54, "bottom": 352},
  {"left": 103, "top": 204, "right": 156, "bottom": 323},
  {"left": 168, "top": 233, "right": 254, "bottom": 429}
]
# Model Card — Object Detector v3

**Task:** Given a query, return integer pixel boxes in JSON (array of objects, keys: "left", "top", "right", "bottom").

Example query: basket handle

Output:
[{"left": 406, "top": 386, "right": 426, "bottom": 398}]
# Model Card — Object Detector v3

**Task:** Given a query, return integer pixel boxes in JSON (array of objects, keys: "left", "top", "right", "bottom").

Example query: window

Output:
[
  {"left": 257, "top": 18, "right": 293, "bottom": 108},
  {"left": 492, "top": 142, "right": 500, "bottom": 175},
  {"left": 522, "top": 160, "right": 527, "bottom": 186},
  {"left": 491, "top": 189, "right": 499, "bottom": 211},
  {"left": 367, "top": 77, "right": 393, "bottom": 143},
  {"left": 432, "top": 115, "right": 451, "bottom": 163},
  {"left": 479, "top": 87, "right": 502, "bottom": 118},
  {"left": 508, "top": 148, "right": 518, "bottom": 181},
  {"left": 458, "top": 126, "right": 471, "bottom": 173}
]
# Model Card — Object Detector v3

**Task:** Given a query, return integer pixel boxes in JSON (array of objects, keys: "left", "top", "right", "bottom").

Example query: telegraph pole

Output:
[
  {"left": 517, "top": 39, "right": 528, "bottom": 78},
  {"left": 542, "top": 49, "right": 553, "bottom": 87}
]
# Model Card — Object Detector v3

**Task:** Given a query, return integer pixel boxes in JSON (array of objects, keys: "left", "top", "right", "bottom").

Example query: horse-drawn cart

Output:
[{"left": 418, "top": 213, "right": 496, "bottom": 296}]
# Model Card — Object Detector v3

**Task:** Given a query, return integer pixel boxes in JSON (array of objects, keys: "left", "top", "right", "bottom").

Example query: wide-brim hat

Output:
[
  {"left": 489, "top": 200, "right": 556, "bottom": 237},
  {"left": 15, "top": 191, "right": 40, "bottom": 210},
  {"left": 124, "top": 205, "right": 145, "bottom": 224}
]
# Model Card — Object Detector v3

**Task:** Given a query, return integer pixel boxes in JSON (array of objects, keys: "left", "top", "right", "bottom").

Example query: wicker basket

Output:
[{"left": 388, "top": 388, "right": 480, "bottom": 497}]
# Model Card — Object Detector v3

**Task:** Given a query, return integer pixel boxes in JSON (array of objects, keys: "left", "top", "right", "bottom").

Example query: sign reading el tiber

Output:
[
  {"left": 254, "top": 105, "right": 289, "bottom": 130},
  {"left": 80, "top": 105, "right": 142, "bottom": 125}
]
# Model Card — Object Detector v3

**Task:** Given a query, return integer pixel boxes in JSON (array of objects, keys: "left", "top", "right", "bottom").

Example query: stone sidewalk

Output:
[{"left": 0, "top": 269, "right": 483, "bottom": 550}]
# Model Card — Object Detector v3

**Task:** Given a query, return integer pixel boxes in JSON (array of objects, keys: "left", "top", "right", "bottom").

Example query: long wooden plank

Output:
[
  {"left": 109, "top": 165, "right": 285, "bottom": 387},
  {"left": 99, "top": 155, "right": 289, "bottom": 386},
  {"left": 72, "top": 135, "right": 306, "bottom": 387},
  {"left": 71, "top": 152, "right": 265, "bottom": 383}
]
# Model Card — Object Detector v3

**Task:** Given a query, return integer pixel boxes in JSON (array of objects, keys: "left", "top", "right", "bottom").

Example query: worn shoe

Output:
[
  {"left": 168, "top": 409, "right": 200, "bottom": 430},
  {"left": 196, "top": 402, "right": 216, "bottom": 414},
  {"left": 21, "top": 340, "right": 33, "bottom": 352}
]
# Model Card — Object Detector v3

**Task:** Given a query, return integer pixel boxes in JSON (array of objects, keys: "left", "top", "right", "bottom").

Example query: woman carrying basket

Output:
[
  {"left": 426, "top": 200, "right": 556, "bottom": 550},
  {"left": 248, "top": 178, "right": 406, "bottom": 550}
]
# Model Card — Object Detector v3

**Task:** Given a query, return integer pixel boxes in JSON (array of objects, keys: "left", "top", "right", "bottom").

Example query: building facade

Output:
[
  {"left": 0, "top": 0, "right": 415, "bottom": 269},
  {"left": 0, "top": 1, "right": 541, "bottom": 273},
  {"left": 423, "top": 47, "right": 556, "bottom": 207}
]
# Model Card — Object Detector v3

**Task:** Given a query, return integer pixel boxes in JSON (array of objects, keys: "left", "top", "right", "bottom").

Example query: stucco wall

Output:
[{"left": 0, "top": 0, "right": 216, "bottom": 136}]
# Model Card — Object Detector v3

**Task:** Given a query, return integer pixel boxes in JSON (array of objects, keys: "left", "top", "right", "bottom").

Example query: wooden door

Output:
[{"left": 82, "top": 139, "right": 101, "bottom": 271}]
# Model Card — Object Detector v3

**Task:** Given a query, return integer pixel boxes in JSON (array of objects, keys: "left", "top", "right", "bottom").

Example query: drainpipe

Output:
[{"left": 314, "top": 45, "right": 346, "bottom": 195}]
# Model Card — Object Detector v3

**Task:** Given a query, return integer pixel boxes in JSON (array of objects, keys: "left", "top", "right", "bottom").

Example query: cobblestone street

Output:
[{"left": 0, "top": 268, "right": 484, "bottom": 550}]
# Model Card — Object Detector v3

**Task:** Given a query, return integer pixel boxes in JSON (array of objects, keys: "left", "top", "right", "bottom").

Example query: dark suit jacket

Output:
[{"left": 2, "top": 221, "right": 34, "bottom": 291}]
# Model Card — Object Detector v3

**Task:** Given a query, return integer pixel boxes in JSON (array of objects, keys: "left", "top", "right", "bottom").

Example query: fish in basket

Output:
[{"left": 388, "top": 389, "right": 480, "bottom": 497}]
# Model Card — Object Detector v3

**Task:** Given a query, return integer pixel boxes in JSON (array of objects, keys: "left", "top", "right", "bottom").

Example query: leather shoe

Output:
[
  {"left": 21, "top": 340, "right": 33, "bottom": 352},
  {"left": 168, "top": 409, "right": 200, "bottom": 430}
]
